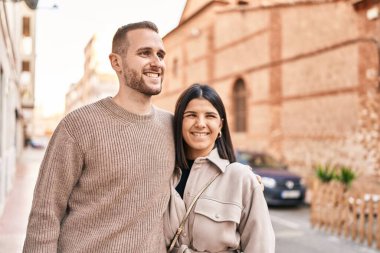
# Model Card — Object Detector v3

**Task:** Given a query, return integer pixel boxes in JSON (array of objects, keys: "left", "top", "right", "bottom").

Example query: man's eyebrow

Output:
[{"left": 136, "top": 47, "right": 151, "bottom": 52}]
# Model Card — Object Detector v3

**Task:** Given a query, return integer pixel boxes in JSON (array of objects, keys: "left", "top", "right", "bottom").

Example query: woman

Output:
[{"left": 164, "top": 84, "right": 275, "bottom": 253}]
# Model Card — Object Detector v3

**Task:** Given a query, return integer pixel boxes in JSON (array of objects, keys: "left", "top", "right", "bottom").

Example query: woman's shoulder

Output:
[
  {"left": 224, "top": 162, "right": 262, "bottom": 188},
  {"left": 226, "top": 162, "right": 252, "bottom": 174}
]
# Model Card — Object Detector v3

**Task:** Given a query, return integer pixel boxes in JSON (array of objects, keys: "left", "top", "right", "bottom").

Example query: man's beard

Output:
[{"left": 123, "top": 68, "right": 162, "bottom": 96}]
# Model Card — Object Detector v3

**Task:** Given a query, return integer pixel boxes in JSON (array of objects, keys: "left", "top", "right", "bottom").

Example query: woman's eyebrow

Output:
[{"left": 184, "top": 111, "right": 196, "bottom": 114}]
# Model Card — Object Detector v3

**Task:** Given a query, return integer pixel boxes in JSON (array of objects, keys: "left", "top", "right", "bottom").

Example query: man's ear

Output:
[{"left": 109, "top": 53, "right": 122, "bottom": 72}]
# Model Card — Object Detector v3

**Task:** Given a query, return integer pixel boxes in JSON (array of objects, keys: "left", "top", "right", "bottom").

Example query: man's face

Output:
[{"left": 120, "top": 29, "right": 166, "bottom": 96}]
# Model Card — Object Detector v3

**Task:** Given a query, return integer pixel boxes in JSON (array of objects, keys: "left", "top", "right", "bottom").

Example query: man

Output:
[{"left": 23, "top": 21, "right": 175, "bottom": 253}]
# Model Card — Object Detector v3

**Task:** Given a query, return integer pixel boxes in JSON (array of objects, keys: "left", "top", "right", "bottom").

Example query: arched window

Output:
[{"left": 233, "top": 78, "right": 247, "bottom": 132}]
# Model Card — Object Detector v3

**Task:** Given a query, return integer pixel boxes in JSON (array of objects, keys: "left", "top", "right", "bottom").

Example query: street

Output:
[
  {"left": 0, "top": 148, "right": 379, "bottom": 252},
  {"left": 270, "top": 205, "right": 379, "bottom": 253}
]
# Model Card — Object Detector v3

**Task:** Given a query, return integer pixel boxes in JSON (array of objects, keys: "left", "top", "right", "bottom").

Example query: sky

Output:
[{"left": 35, "top": 0, "right": 187, "bottom": 117}]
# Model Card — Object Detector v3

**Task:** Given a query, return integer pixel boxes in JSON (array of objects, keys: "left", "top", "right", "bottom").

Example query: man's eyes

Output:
[
  {"left": 157, "top": 53, "right": 165, "bottom": 60},
  {"left": 139, "top": 51, "right": 151, "bottom": 56},
  {"left": 139, "top": 50, "right": 165, "bottom": 60}
]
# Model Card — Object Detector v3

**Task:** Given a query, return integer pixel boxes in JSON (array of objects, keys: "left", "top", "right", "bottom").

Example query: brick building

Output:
[{"left": 154, "top": 0, "right": 380, "bottom": 183}]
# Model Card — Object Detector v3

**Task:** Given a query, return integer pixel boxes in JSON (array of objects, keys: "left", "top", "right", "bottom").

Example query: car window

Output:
[
  {"left": 262, "top": 154, "right": 284, "bottom": 169},
  {"left": 237, "top": 151, "right": 285, "bottom": 170}
]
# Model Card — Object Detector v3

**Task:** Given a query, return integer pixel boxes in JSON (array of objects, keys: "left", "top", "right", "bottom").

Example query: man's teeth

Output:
[{"left": 146, "top": 73, "right": 159, "bottom": 78}]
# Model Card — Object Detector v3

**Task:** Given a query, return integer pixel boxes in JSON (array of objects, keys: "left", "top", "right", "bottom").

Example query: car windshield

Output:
[{"left": 238, "top": 152, "right": 285, "bottom": 170}]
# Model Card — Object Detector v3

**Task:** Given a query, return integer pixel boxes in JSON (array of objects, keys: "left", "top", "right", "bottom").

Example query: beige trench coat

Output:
[{"left": 164, "top": 149, "right": 275, "bottom": 253}]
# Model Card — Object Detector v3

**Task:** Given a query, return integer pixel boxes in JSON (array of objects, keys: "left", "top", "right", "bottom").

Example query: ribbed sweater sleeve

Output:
[
  {"left": 23, "top": 120, "right": 84, "bottom": 253},
  {"left": 23, "top": 97, "right": 175, "bottom": 253}
]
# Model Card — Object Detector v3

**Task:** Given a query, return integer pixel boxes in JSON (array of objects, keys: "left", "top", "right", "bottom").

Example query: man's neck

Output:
[{"left": 112, "top": 90, "right": 152, "bottom": 115}]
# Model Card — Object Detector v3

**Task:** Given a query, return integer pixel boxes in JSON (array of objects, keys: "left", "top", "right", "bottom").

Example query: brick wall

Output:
[{"left": 158, "top": 0, "right": 380, "bottom": 181}]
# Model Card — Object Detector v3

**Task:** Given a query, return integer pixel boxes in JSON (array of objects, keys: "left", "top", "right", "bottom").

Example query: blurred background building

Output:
[
  {"left": 153, "top": 0, "right": 380, "bottom": 191},
  {"left": 65, "top": 34, "right": 118, "bottom": 113},
  {"left": 0, "top": 0, "right": 37, "bottom": 214}
]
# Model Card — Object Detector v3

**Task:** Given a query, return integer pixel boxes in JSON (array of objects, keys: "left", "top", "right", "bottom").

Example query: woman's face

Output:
[{"left": 182, "top": 98, "right": 222, "bottom": 159}]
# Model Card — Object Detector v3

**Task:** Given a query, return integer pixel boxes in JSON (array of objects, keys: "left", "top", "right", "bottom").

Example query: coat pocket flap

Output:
[{"left": 194, "top": 198, "right": 241, "bottom": 223}]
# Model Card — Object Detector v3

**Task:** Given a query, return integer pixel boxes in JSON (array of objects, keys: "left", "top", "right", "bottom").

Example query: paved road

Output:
[{"left": 270, "top": 205, "right": 379, "bottom": 253}]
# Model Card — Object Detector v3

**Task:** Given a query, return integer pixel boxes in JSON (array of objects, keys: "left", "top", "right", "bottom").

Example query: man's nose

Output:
[{"left": 150, "top": 55, "right": 163, "bottom": 68}]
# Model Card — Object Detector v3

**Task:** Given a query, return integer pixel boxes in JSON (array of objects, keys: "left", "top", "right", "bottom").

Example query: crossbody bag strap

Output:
[{"left": 168, "top": 171, "right": 221, "bottom": 252}]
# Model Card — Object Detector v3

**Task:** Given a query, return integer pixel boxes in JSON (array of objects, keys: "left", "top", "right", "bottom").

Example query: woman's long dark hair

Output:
[{"left": 174, "top": 83, "right": 236, "bottom": 170}]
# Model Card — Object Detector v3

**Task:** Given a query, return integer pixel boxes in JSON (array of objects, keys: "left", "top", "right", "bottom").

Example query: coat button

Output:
[{"left": 182, "top": 233, "right": 187, "bottom": 237}]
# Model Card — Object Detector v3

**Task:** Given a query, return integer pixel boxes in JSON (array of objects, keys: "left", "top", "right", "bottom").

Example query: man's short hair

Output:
[{"left": 112, "top": 21, "right": 159, "bottom": 55}]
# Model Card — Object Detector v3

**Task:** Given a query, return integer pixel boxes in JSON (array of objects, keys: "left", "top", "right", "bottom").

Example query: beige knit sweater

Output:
[{"left": 23, "top": 97, "right": 175, "bottom": 253}]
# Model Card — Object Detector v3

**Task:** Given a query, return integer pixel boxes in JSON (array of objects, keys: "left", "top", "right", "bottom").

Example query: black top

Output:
[{"left": 175, "top": 160, "right": 194, "bottom": 198}]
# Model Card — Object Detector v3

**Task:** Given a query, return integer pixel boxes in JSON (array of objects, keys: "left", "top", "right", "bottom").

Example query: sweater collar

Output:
[{"left": 100, "top": 97, "right": 155, "bottom": 122}]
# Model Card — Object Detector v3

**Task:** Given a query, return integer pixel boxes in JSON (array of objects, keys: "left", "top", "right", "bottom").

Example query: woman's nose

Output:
[{"left": 195, "top": 117, "right": 206, "bottom": 128}]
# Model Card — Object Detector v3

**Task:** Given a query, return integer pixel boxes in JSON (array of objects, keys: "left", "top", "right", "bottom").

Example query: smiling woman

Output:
[
  {"left": 164, "top": 83, "right": 275, "bottom": 253},
  {"left": 181, "top": 98, "right": 222, "bottom": 159}
]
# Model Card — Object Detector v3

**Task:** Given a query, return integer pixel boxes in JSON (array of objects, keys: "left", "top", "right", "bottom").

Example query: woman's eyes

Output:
[{"left": 184, "top": 114, "right": 218, "bottom": 118}]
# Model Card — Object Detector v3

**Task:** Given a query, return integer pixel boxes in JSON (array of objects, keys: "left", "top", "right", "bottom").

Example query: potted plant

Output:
[
  {"left": 335, "top": 165, "right": 356, "bottom": 188},
  {"left": 315, "top": 163, "right": 335, "bottom": 183}
]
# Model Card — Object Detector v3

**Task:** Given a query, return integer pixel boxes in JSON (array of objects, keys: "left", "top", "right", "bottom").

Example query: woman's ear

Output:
[
  {"left": 109, "top": 53, "right": 122, "bottom": 72},
  {"left": 217, "top": 119, "right": 223, "bottom": 135},
  {"left": 219, "top": 118, "right": 224, "bottom": 130}
]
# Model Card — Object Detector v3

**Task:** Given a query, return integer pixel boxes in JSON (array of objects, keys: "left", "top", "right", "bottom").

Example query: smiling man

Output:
[
  {"left": 23, "top": 21, "right": 175, "bottom": 253},
  {"left": 110, "top": 23, "right": 166, "bottom": 112}
]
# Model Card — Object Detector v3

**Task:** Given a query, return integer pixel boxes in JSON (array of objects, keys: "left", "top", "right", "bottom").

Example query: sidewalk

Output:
[{"left": 0, "top": 148, "right": 44, "bottom": 253}]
